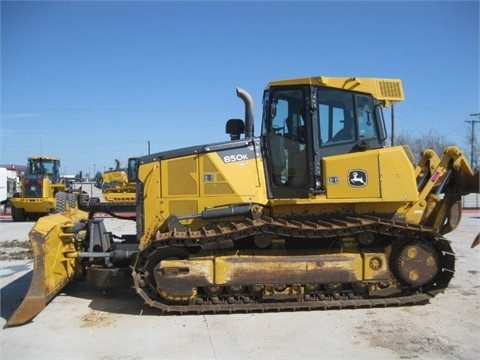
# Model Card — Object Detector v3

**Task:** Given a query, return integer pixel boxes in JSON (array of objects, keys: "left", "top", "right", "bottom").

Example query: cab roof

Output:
[
  {"left": 266, "top": 76, "right": 404, "bottom": 107},
  {"left": 27, "top": 156, "right": 60, "bottom": 161}
]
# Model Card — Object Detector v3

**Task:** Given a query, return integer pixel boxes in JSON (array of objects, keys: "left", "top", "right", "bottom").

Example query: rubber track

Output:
[{"left": 132, "top": 215, "right": 455, "bottom": 314}]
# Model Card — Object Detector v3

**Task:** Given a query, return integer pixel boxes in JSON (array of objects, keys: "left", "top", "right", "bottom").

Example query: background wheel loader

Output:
[
  {"left": 10, "top": 156, "right": 80, "bottom": 222},
  {"left": 6, "top": 76, "right": 479, "bottom": 327}
]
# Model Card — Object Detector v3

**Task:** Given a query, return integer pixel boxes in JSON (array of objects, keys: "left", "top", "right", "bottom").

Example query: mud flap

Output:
[{"left": 5, "top": 209, "right": 89, "bottom": 327}]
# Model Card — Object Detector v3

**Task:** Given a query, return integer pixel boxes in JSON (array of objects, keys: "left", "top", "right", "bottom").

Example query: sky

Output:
[{"left": 1, "top": 0, "right": 479, "bottom": 177}]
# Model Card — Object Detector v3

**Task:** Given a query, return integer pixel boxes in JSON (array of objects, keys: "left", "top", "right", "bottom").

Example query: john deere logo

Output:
[{"left": 348, "top": 170, "right": 367, "bottom": 187}]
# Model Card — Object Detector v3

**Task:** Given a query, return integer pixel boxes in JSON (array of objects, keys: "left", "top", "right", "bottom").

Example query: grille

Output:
[
  {"left": 376, "top": 80, "right": 404, "bottom": 100},
  {"left": 23, "top": 178, "right": 43, "bottom": 198}
]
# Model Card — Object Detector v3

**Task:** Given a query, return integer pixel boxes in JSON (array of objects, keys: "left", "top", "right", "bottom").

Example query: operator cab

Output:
[
  {"left": 261, "top": 80, "right": 389, "bottom": 198},
  {"left": 27, "top": 157, "right": 61, "bottom": 183}
]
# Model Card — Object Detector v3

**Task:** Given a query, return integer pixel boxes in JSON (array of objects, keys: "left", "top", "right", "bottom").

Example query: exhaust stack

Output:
[{"left": 236, "top": 87, "right": 254, "bottom": 139}]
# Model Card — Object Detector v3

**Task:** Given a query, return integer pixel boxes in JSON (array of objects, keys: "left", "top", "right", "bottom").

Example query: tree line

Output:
[{"left": 395, "top": 129, "right": 479, "bottom": 171}]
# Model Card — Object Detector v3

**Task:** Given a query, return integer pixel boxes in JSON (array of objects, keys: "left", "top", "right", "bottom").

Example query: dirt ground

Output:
[{"left": 0, "top": 212, "right": 478, "bottom": 359}]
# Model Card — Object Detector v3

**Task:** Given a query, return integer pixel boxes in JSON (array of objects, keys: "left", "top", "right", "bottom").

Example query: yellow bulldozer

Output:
[
  {"left": 96, "top": 159, "right": 136, "bottom": 202},
  {"left": 6, "top": 76, "right": 479, "bottom": 327},
  {"left": 10, "top": 156, "right": 79, "bottom": 222}
]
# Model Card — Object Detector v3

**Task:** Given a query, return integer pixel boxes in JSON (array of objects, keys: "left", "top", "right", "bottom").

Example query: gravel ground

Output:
[{"left": 0, "top": 211, "right": 478, "bottom": 360}]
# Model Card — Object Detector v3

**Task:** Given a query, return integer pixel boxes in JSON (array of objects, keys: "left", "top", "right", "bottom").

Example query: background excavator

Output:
[{"left": 6, "top": 76, "right": 479, "bottom": 327}]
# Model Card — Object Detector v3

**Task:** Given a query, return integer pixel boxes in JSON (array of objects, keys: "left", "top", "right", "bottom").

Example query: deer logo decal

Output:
[{"left": 348, "top": 170, "right": 367, "bottom": 187}]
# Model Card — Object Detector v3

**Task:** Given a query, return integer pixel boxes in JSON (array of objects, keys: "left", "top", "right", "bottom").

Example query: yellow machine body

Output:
[
  {"left": 138, "top": 145, "right": 267, "bottom": 245},
  {"left": 6, "top": 76, "right": 479, "bottom": 327},
  {"left": 100, "top": 161, "right": 136, "bottom": 202}
]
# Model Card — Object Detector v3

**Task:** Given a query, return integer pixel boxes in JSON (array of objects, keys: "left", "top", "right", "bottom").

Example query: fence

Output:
[{"left": 462, "top": 193, "right": 480, "bottom": 209}]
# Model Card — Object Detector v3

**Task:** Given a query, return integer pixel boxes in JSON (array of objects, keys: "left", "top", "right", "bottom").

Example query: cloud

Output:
[{"left": 2, "top": 112, "right": 41, "bottom": 119}]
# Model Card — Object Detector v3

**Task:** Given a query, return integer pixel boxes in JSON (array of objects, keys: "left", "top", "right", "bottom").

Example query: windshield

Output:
[{"left": 28, "top": 159, "right": 58, "bottom": 176}]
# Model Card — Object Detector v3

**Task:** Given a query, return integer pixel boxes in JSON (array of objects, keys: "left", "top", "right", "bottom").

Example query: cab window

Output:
[
  {"left": 318, "top": 89, "right": 354, "bottom": 145},
  {"left": 356, "top": 95, "right": 377, "bottom": 140},
  {"left": 317, "top": 89, "right": 378, "bottom": 146}
]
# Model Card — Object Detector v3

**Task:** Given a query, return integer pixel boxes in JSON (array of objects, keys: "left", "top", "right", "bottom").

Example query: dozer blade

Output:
[
  {"left": 472, "top": 233, "right": 480, "bottom": 249},
  {"left": 5, "top": 209, "right": 89, "bottom": 328},
  {"left": 461, "top": 170, "right": 479, "bottom": 194}
]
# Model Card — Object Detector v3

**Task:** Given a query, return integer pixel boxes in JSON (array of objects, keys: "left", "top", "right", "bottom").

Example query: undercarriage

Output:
[{"left": 132, "top": 215, "right": 454, "bottom": 313}]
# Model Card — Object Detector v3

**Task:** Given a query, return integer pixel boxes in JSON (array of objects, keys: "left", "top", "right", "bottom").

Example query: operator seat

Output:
[{"left": 333, "top": 115, "right": 355, "bottom": 142}]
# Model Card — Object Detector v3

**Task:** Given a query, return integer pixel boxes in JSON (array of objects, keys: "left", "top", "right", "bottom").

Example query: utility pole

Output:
[
  {"left": 465, "top": 113, "right": 480, "bottom": 169},
  {"left": 391, "top": 105, "right": 395, "bottom": 146}
]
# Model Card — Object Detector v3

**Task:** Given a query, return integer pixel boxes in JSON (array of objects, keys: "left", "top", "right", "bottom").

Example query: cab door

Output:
[{"left": 263, "top": 87, "right": 313, "bottom": 199}]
